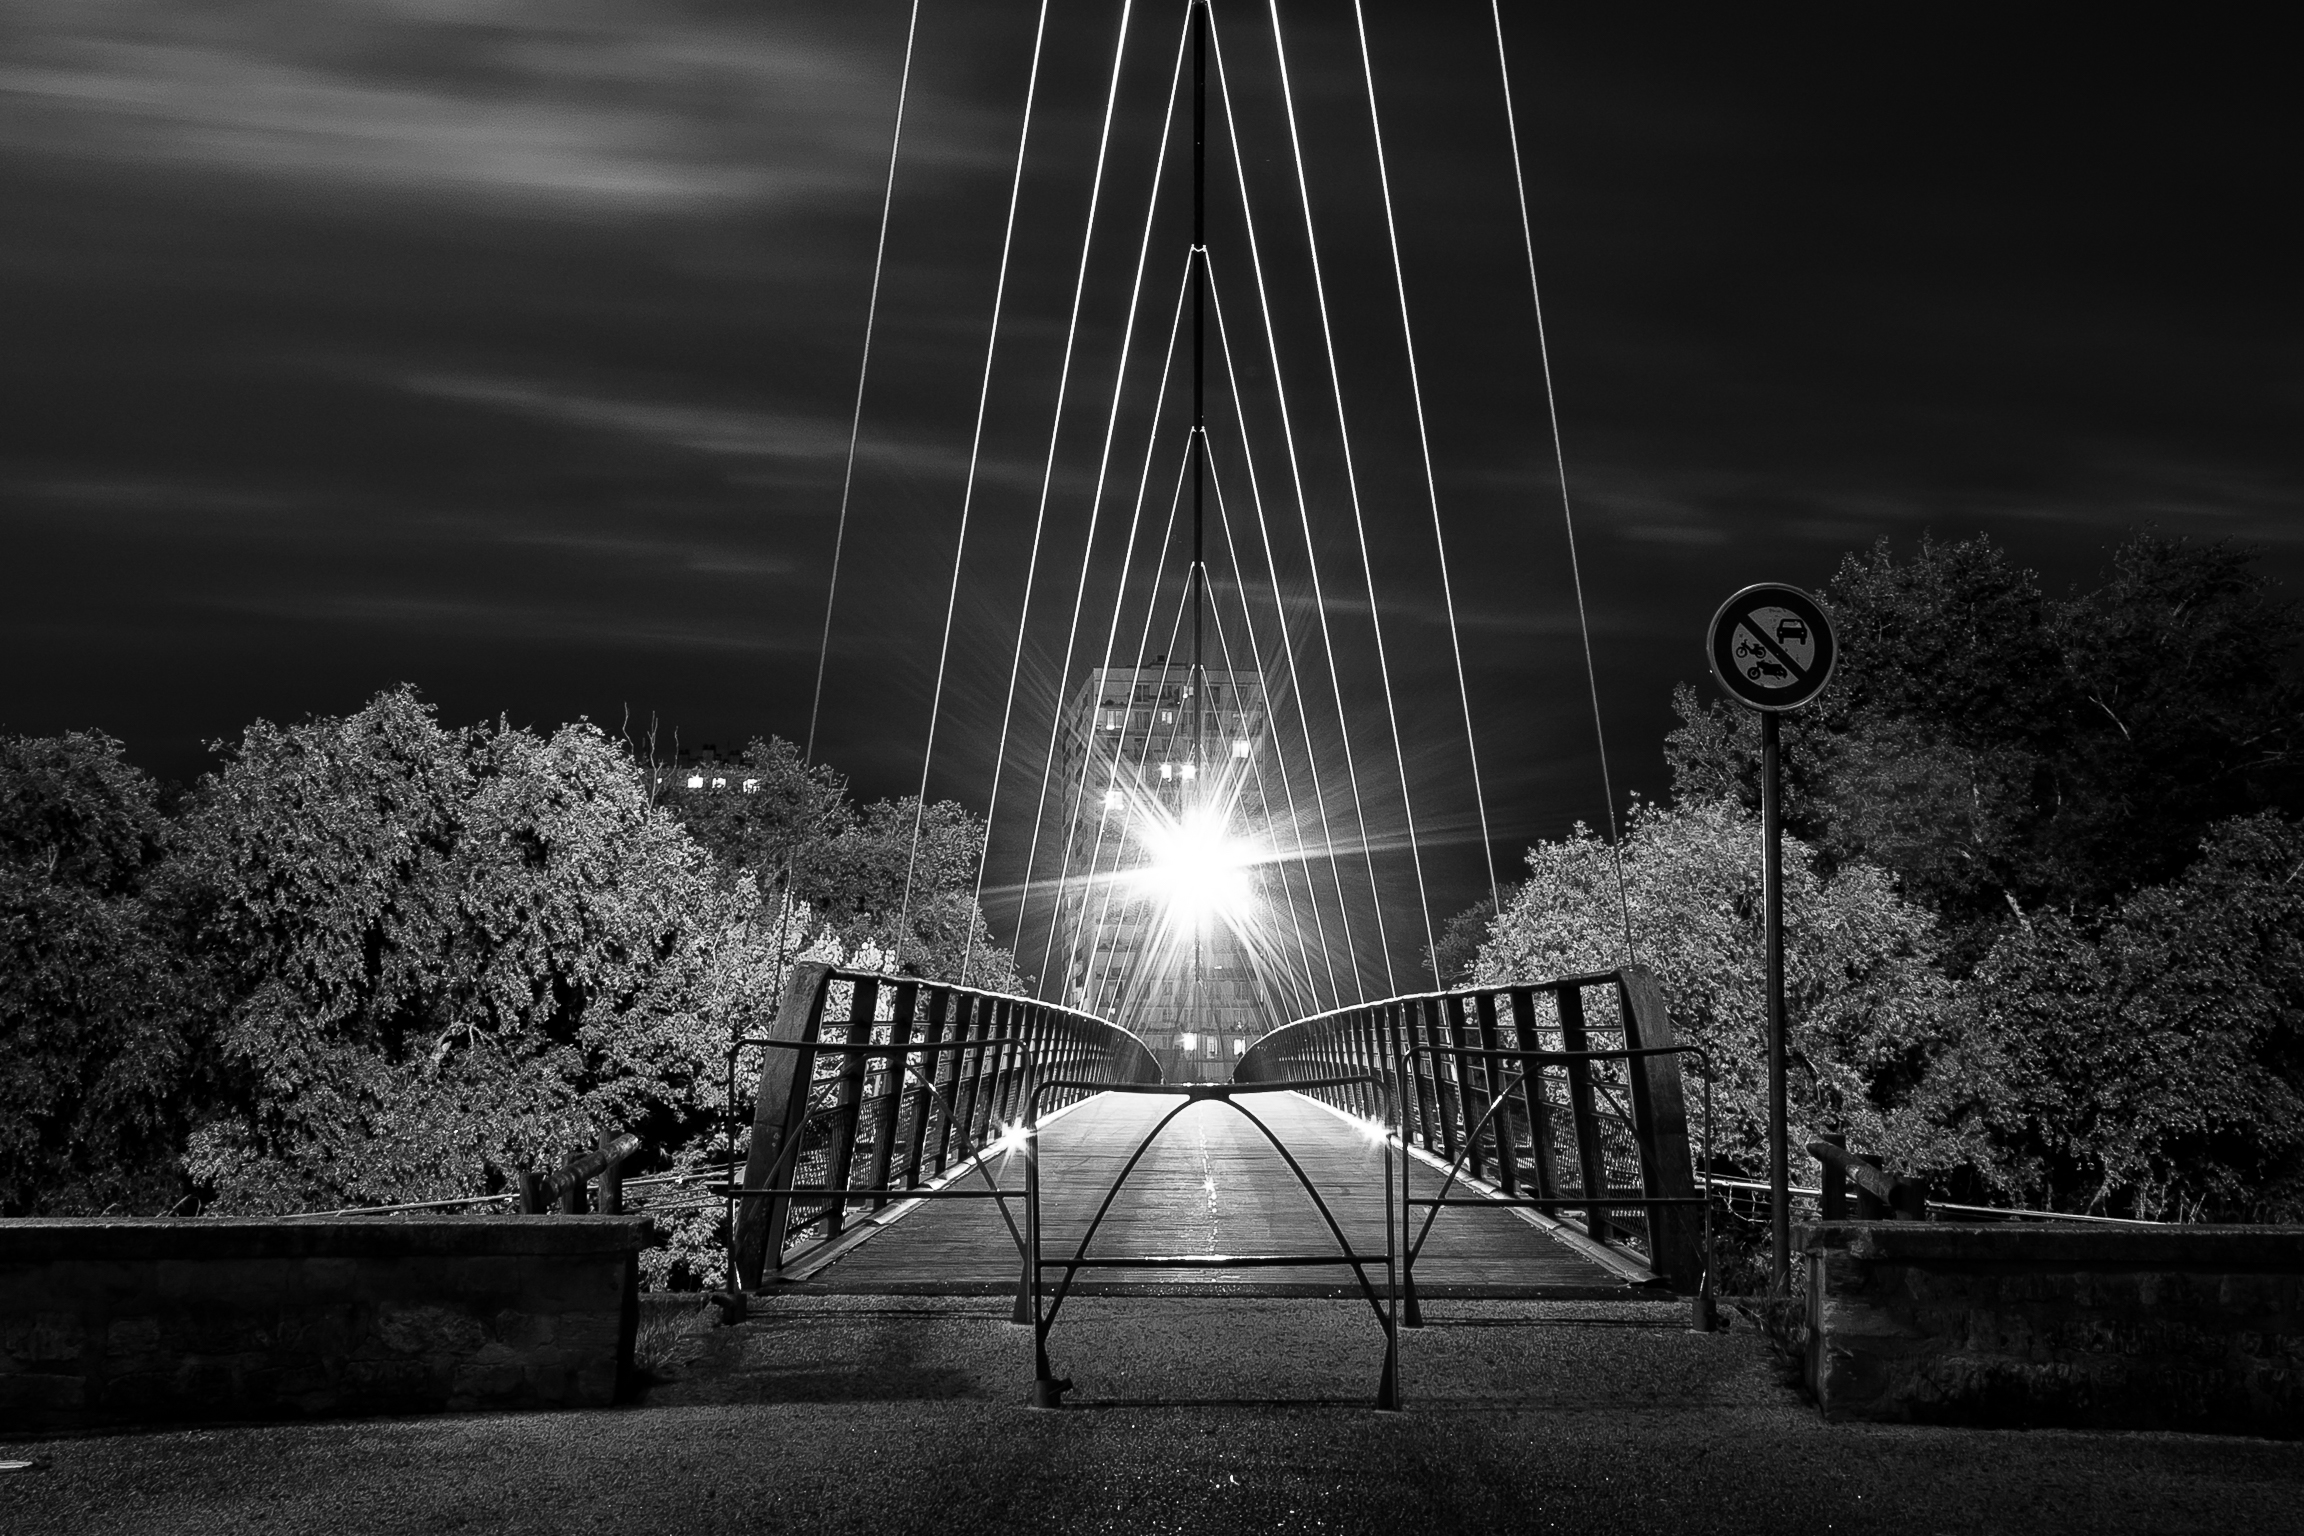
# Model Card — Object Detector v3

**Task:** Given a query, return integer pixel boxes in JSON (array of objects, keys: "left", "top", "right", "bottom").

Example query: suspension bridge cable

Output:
[
  {"left": 999, "top": 22, "right": 1195, "bottom": 991},
  {"left": 1350, "top": 0, "right": 1501, "bottom": 928},
  {"left": 1205, "top": 427, "right": 1343, "bottom": 1011},
  {"left": 1490, "top": 1, "right": 1635, "bottom": 962},
  {"left": 1033, "top": 278, "right": 1195, "bottom": 993},
  {"left": 894, "top": 0, "right": 1054, "bottom": 955},
  {"left": 960, "top": 0, "right": 1152, "bottom": 984},
  {"left": 1263, "top": 0, "right": 1440, "bottom": 986},
  {"left": 1071, "top": 438, "right": 1196, "bottom": 1007},
  {"left": 807, "top": 0, "right": 922, "bottom": 766},
  {"left": 1208, "top": 10, "right": 1393, "bottom": 997},
  {"left": 1198, "top": 521, "right": 1326, "bottom": 1015},
  {"left": 1086, "top": 568, "right": 1197, "bottom": 1027},
  {"left": 1204, "top": 257, "right": 1365, "bottom": 1003}
]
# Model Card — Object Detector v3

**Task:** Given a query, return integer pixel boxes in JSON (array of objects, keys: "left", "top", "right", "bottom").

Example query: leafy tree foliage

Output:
[
  {"left": 0, "top": 732, "right": 200, "bottom": 1214},
  {"left": 662, "top": 735, "right": 1025, "bottom": 992},
  {"left": 1955, "top": 812, "right": 2304, "bottom": 1220},
  {"left": 1667, "top": 531, "right": 2303, "bottom": 964},
  {"left": 1426, "top": 882, "right": 1520, "bottom": 987},
  {"left": 171, "top": 688, "right": 770, "bottom": 1214},
  {"left": 1473, "top": 799, "right": 1971, "bottom": 1183}
]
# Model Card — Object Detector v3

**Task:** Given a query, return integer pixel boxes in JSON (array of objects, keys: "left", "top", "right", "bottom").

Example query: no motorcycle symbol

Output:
[{"left": 1707, "top": 584, "right": 1836, "bottom": 711}]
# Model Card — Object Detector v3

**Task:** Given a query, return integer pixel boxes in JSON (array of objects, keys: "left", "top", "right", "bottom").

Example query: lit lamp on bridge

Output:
[{"left": 1134, "top": 809, "right": 1259, "bottom": 937}]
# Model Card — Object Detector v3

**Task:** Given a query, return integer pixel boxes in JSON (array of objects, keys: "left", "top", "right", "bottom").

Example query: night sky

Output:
[{"left": 4, "top": 3, "right": 2295, "bottom": 980}]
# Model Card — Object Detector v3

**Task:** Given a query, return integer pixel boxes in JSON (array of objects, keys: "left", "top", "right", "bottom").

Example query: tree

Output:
[
  {"left": 171, "top": 688, "right": 773, "bottom": 1215},
  {"left": 1666, "top": 531, "right": 2303, "bottom": 963},
  {"left": 1473, "top": 798, "right": 1975, "bottom": 1183},
  {"left": 662, "top": 735, "right": 1026, "bottom": 990},
  {"left": 1957, "top": 811, "right": 2304, "bottom": 1220},
  {"left": 0, "top": 731, "right": 200, "bottom": 1214},
  {"left": 1426, "top": 882, "right": 1520, "bottom": 987}
]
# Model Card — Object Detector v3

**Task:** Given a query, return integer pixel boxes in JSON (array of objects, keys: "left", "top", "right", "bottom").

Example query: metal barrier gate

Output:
[{"left": 1018, "top": 1075, "right": 1403, "bottom": 1411}]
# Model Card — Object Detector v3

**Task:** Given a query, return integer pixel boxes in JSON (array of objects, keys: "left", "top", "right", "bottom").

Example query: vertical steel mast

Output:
[{"left": 1188, "top": 0, "right": 1209, "bottom": 1063}]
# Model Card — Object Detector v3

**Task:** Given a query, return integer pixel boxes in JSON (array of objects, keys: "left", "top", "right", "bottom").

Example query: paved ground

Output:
[
  {"left": 807, "top": 1092, "right": 1629, "bottom": 1295},
  {"left": 7, "top": 1295, "right": 2300, "bottom": 1535}
]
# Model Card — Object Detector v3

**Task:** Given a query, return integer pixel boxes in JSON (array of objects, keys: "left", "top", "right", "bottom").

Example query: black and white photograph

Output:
[{"left": 3, "top": 3, "right": 2300, "bottom": 1530}]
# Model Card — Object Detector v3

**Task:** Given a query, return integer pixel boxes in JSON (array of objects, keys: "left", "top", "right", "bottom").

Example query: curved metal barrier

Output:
[
  {"left": 727, "top": 962, "right": 1162, "bottom": 1288},
  {"left": 1235, "top": 967, "right": 1708, "bottom": 1294},
  {"left": 1019, "top": 1075, "right": 1401, "bottom": 1411}
]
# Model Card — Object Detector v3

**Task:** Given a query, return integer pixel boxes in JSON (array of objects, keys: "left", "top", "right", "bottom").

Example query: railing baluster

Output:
[
  {"left": 1507, "top": 989, "right": 1560, "bottom": 1207},
  {"left": 900, "top": 985, "right": 948, "bottom": 1188},
  {"left": 972, "top": 999, "right": 1010, "bottom": 1147},
  {"left": 864, "top": 980, "right": 917, "bottom": 1211},
  {"left": 1556, "top": 980, "right": 1614, "bottom": 1245},
  {"left": 818, "top": 976, "right": 878, "bottom": 1240},
  {"left": 1474, "top": 991, "right": 1517, "bottom": 1196},
  {"left": 1443, "top": 995, "right": 1486, "bottom": 1183}
]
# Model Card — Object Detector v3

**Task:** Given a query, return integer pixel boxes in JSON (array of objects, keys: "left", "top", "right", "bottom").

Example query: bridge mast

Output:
[{"left": 1189, "top": 0, "right": 1208, "bottom": 1058}]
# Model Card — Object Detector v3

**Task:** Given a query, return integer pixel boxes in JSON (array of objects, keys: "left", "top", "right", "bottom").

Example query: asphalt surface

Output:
[{"left": 6, "top": 1296, "right": 2300, "bottom": 1535}]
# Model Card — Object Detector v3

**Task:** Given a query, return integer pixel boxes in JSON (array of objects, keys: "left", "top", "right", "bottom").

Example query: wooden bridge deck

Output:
[{"left": 786, "top": 1090, "right": 1638, "bottom": 1297}]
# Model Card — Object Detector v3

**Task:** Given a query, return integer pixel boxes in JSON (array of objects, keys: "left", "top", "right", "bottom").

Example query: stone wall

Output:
[
  {"left": 1803, "top": 1222, "right": 2304, "bottom": 1436},
  {"left": 1, "top": 1216, "right": 649, "bottom": 1431}
]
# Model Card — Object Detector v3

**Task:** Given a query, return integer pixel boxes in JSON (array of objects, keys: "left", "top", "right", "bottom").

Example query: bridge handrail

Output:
[
  {"left": 726, "top": 962, "right": 1162, "bottom": 1289},
  {"left": 1234, "top": 966, "right": 1707, "bottom": 1293}
]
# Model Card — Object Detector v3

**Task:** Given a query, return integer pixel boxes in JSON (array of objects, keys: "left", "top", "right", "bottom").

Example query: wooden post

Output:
[
  {"left": 733, "top": 961, "right": 834, "bottom": 1290},
  {"left": 1819, "top": 1131, "right": 1848, "bottom": 1221},
  {"left": 1618, "top": 966, "right": 1704, "bottom": 1291},
  {"left": 596, "top": 1132, "right": 624, "bottom": 1217}
]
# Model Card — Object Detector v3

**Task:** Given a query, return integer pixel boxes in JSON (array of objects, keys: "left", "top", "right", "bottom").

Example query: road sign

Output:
[{"left": 1707, "top": 583, "right": 1836, "bottom": 712}]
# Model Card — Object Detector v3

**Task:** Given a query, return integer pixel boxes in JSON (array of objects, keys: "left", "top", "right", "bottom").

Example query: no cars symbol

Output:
[{"left": 1707, "top": 584, "right": 1836, "bottom": 711}]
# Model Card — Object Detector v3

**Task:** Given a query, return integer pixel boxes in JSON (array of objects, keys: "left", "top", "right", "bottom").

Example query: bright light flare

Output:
[
  {"left": 989, "top": 1122, "right": 1031, "bottom": 1157},
  {"left": 1134, "top": 810, "right": 1260, "bottom": 933}
]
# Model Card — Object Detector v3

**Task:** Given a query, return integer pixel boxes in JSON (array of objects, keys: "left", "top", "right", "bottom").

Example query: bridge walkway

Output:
[{"left": 783, "top": 1090, "right": 1638, "bottom": 1296}]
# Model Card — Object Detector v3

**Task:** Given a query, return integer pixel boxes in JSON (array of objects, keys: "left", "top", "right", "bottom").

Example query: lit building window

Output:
[
  {"left": 741, "top": 778, "right": 761, "bottom": 793},
  {"left": 1231, "top": 739, "right": 1251, "bottom": 759},
  {"left": 1158, "top": 763, "right": 1173, "bottom": 780},
  {"left": 1205, "top": 1037, "right": 1221, "bottom": 1059},
  {"left": 686, "top": 775, "right": 705, "bottom": 789},
  {"left": 711, "top": 777, "right": 727, "bottom": 789},
  {"left": 1232, "top": 1037, "right": 1248, "bottom": 1056},
  {"left": 1103, "top": 789, "right": 1124, "bottom": 810},
  {"left": 1160, "top": 709, "right": 1175, "bottom": 724},
  {"left": 1178, "top": 1032, "right": 1198, "bottom": 1052},
  {"left": 1179, "top": 763, "right": 1197, "bottom": 781}
]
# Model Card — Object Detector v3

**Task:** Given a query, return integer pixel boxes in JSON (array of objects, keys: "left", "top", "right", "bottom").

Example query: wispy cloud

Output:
[{"left": 0, "top": 0, "right": 992, "bottom": 214}]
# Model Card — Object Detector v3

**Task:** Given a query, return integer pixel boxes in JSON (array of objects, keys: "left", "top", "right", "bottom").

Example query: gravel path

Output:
[{"left": 5, "top": 1296, "right": 2299, "bottom": 1535}]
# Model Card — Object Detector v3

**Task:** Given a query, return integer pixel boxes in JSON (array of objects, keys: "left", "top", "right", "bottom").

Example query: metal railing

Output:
[
  {"left": 517, "top": 1132, "right": 641, "bottom": 1214},
  {"left": 1235, "top": 967, "right": 1707, "bottom": 1293},
  {"left": 725, "top": 962, "right": 1162, "bottom": 1289}
]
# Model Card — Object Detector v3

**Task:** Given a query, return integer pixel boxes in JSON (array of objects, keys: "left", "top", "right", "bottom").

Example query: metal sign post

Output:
[{"left": 1706, "top": 583, "right": 1836, "bottom": 1296}]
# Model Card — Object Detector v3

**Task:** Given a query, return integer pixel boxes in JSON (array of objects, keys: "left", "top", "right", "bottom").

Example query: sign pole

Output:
[
  {"left": 1761, "top": 709, "right": 1789, "bottom": 1295},
  {"left": 1704, "top": 581, "right": 1835, "bottom": 1304}
]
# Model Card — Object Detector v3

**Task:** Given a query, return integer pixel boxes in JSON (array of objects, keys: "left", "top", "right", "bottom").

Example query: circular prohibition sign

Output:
[{"left": 1707, "top": 583, "right": 1837, "bottom": 711}]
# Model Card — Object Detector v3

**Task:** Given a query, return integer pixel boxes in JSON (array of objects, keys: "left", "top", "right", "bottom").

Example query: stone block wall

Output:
[
  {"left": 1803, "top": 1222, "right": 2304, "bottom": 1436},
  {"left": 1, "top": 1216, "right": 649, "bottom": 1431}
]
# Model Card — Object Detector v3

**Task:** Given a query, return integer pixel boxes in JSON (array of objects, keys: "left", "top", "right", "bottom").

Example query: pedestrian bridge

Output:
[{"left": 728, "top": 964, "right": 1708, "bottom": 1332}]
